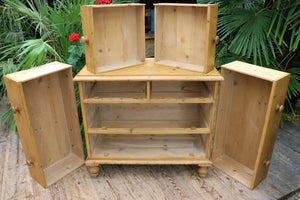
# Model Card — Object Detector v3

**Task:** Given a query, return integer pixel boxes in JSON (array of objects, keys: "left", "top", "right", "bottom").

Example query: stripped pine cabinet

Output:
[
  {"left": 4, "top": 62, "right": 84, "bottom": 188},
  {"left": 74, "top": 58, "right": 223, "bottom": 178}
]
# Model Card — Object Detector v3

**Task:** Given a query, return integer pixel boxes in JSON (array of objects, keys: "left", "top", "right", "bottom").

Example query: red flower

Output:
[
  {"left": 94, "top": 0, "right": 111, "bottom": 5},
  {"left": 69, "top": 33, "right": 80, "bottom": 42}
]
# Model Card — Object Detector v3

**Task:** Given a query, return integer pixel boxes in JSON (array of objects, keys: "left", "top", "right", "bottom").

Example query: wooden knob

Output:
[
  {"left": 264, "top": 160, "right": 270, "bottom": 167},
  {"left": 26, "top": 159, "right": 34, "bottom": 166},
  {"left": 11, "top": 106, "right": 20, "bottom": 114},
  {"left": 81, "top": 36, "right": 89, "bottom": 45},
  {"left": 275, "top": 104, "right": 284, "bottom": 112},
  {"left": 213, "top": 36, "right": 220, "bottom": 44}
]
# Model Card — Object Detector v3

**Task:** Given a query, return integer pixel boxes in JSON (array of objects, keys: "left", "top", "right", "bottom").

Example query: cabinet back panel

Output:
[
  {"left": 151, "top": 81, "right": 214, "bottom": 98},
  {"left": 86, "top": 103, "right": 211, "bottom": 128},
  {"left": 218, "top": 69, "right": 272, "bottom": 170},
  {"left": 84, "top": 81, "right": 147, "bottom": 99},
  {"left": 23, "top": 72, "right": 72, "bottom": 169},
  {"left": 155, "top": 6, "right": 206, "bottom": 66},
  {"left": 89, "top": 134, "right": 207, "bottom": 160}
]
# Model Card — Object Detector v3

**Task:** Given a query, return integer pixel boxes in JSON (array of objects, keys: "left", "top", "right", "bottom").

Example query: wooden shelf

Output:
[
  {"left": 85, "top": 104, "right": 211, "bottom": 130},
  {"left": 80, "top": 80, "right": 215, "bottom": 104},
  {"left": 88, "top": 134, "right": 209, "bottom": 164},
  {"left": 87, "top": 127, "right": 210, "bottom": 135},
  {"left": 73, "top": 59, "right": 224, "bottom": 82},
  {"left": 82, "top": 97, "right": 214, "bottom": 104}
]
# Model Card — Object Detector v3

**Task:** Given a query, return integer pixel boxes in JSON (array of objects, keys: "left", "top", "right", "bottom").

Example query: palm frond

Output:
[
  {"left": 218, "top": 8, "right": 273, "bottom": 65},
  {"left": 2, "top": 0, "right": 51, "bottom": 36},
  {"left": 268, "top": 0, "right": 300, "bottom": 51}
]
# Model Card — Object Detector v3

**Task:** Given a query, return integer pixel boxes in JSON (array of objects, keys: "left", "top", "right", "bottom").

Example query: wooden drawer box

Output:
[
  {"left": 154, "top": 3, "right": 218, "bottom": 73},
  {"left": 81, "top": 4, "right": 145, "bottom": 73},
  {"left": 4, "top": 62, "right": 84, "bottom": 188},
  {"left": 212, "top": 61, "right": 290, "bottom": 189}
]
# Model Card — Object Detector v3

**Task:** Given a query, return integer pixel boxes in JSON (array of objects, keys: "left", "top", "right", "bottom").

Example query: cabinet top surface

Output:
[
  {"left": 222, "top": 61, "right": 290, "bottom": 82},
  {"left": 4, "top": 62, "right": 71, "bottom": 83},
  {"left": 73, "top": 58, "right": 223, "bottom": 81},
  {"left": 81, "top": 4, "right": 145, "bottom": 8},
  {"left": 154, "top": 3, "right": 217, "bottom": 7}
]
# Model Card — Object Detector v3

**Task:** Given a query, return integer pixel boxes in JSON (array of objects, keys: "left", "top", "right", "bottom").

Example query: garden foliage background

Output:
[{"left": 0, "top": 0, "right": 299, "bottom": 141}]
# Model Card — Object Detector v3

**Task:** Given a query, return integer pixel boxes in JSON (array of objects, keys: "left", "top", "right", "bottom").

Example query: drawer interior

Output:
[
  {"left": 212, "top": 69, "right": 272, "bottom": 187},
  {"left": 155, "top": 5, "right": 208, "bottom": 70},
  {"left": 82, "top": 81, "right": 147, "bottom": 99},
  {"left": 85, "top": 103, "right": 211, "bottom": 129},
  {"left": 81, "top": 81, "right": 215, "bottom": 100},
  {"left": 151, "top": 81, "right": 215, "bottom": 99},
  {"left": 88, "top": 134, "right": 209, "bottom": 161}
]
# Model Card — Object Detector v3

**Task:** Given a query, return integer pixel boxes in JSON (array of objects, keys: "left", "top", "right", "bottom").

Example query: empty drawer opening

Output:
[
  {"left": 85, "top": 103, "right": 212, "bottom": 132},
  {"left": 151, "top": 81, "right": 215, "bottom": 99},
  {"left": 82, "top": 81, "right": 147, "bottom": 99},
  {"left": 88, "top": 134, "right": 209, "bottom": 161}
]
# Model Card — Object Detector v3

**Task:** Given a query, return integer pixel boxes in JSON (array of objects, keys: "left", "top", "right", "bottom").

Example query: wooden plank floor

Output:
[{"left": 0, "top": 98, "right": 299, "bottom": 200}]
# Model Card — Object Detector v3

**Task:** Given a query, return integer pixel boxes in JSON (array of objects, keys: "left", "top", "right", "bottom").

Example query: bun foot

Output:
[
  {"left": 88, "top": 166, "right": 100, "bottom": 178},
  {"left": 198, "top": 166, "right": 208, "bottom": 178}
]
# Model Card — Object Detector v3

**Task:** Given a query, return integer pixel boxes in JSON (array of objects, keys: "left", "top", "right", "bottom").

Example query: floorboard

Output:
[{"left": 0, "top": 95, "right": 299, "bottom": 200}]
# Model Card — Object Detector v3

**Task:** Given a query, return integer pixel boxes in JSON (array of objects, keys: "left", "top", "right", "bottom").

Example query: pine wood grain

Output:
[
  {"left": 73, "top": 58, "right": 224, "bottom": 82},
  {"left": 81, "top": 4, "right": 145, "bottom": 73},
  {"left": 62, "top": 166, "right": 99, "bottom": 200},
  {"left": 0, "top": 133, "right": 53, "bottom": 200},
  {"left": 0, "top": 136, "right": 7, "bottom": 198},
  {"left": 154, "top": 4, "right": 218, "bottom": 73},
  {"left": 0, "top": 125, "right": 298, "bottom": 200}
]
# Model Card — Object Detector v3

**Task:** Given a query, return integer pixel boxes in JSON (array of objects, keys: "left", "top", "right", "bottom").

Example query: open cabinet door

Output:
[
  {"left": 4, "top": 62, "right": 84, "bottom": 188},
  {"left": 212, "top": 61, "right": 290, "bottom": 189}
]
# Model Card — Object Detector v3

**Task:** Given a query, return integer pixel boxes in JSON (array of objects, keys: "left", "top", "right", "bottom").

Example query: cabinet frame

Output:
[{"left": 74, "top": 58, "right": 223, "bottom": 177}]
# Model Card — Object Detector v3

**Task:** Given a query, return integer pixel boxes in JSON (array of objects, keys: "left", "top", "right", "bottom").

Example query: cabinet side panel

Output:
[
  {"left": 78, "top": 82, "right": 92, "bottom": 158},
  {"left": 136, "top": 6, "right": 145, "bottom": 61},
  {"left": 251, "top": 75, "right": 290, "bottom": 189},
  {"left": 58, "top": 69, "right": 84, "bottom": 160},
  {"left": 154, "top": 5, "right": 163, "bottom": 61},
  {"left": 81, "top": 6, "right": 96, "bottom": 73},
  {"left": 206, "top": 81, "right": 218, "bottom": 158},
  {"left": 3, "top": 77, "right": 47, "bottom": 187},
  {"left": 204, "top": 5, "right": 218, "bottom": 73}
]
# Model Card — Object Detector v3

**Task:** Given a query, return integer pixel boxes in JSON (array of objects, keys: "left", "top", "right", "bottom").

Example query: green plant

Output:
[
  {"left": 0, "top": 0, "right": 91, "bottom": 133},
  {"left": 198, "top": 0, "right": 300, "bottom": 114},
  {"left": 67, "top": 33, "right": 86, "bottom": 74},
  {"left": 111, "top": 0, "right": 139, "bottom": 3}
]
